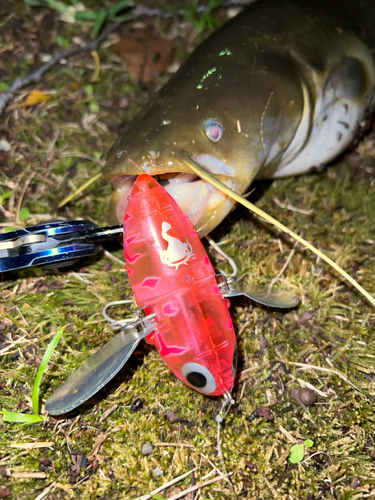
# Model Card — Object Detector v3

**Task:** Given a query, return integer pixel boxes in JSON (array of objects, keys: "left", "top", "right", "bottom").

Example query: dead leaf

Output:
[
  {"left": 257, "top": 405, "right": 274, "bottom": 421},
  {"left": 87, "top": 433, "right": 108, "bottom": 461},
  {"left": 90, "top": 50, "right": 101, "bottom": 83},
  {"left": 115, "top": 28, "right": 175, "bottom": 85},
  {"left": 71, "top": 81, "right": 84, "bottom": 91},
  {"left": 265, "top": 389, "right": 277, "bottom": 406},
  {"left": 0, "top": 486, "right": 11, "bottom": 498},
  {"left": 19, "top": 90, "right": 52, "bottom": 107}
]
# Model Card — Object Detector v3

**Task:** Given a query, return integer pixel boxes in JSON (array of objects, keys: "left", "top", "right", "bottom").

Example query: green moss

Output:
[{"left": 1, "top": 1, "right": 375, "bottom": 498}]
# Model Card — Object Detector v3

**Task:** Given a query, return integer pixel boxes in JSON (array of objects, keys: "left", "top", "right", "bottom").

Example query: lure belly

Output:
[{"left": 124, "top": 174, "right": 237, "bottom": 395}]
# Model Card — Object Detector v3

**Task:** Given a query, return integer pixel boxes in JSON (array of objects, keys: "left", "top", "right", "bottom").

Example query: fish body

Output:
[
  {"left": 124, "top": 174, "right": 237, "bottom": 395},
  {"left": 105, "top": 0, "right": 375, "bottom": 236}
]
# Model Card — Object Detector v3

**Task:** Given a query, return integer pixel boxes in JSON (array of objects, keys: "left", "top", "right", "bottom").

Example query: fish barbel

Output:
[{"left": 105, "top": 0, "right": 375, "bottom": 236}]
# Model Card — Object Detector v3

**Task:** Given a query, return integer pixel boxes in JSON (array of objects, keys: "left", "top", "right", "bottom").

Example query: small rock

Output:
[
  {"left": 323, "top": 455, "right": 333, "bottom": 468},
  {"left": 152, "top": 466, "right": 163, "bottom": 478},
  {"left": 130, "top": 398, "right": 144, "bottom": 413},
  {"left": 0, "top": 138, "right": 11, "bottom": 152},
  {"left": 350, "top": 477, "right": 361, "bottom": 489},
  {"left": 38, "top": 457, "right": 51, "bottom": 467},
  {"left": 235, "top": 404, "right": 242, "bottom": 416},
  {"left": 165, "top": 410, "right": 179, "bottom": 423},
  {"left": 0, "top": 468, "right": 9, "bottom": 477},
  {"left": 247, "top": 409, "right": 259, "bottom": 422},
  {"left": 244, "top": 460, "right": 258, "bottom": 474},
  {"left": 61, "top": 300, "right": 75, "bottom": 307},
  {"left": 298, "top": 388, "right": 317, "bottom": 405},
  {"left": 142, "top": 443, "right": 153, "bottom": 455},
  {"left": 90, "top": 459, "right": 99, "bottom": 474}
]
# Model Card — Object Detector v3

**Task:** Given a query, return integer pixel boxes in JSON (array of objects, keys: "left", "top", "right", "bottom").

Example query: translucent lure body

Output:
[{"left": 124, "top": 174, "right": 237, "bottom": 395}]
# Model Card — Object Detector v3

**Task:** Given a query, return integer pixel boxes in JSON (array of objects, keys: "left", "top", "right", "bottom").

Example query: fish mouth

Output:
[{"left": 109, "top": 154, "right": 236, "bottom": 235}]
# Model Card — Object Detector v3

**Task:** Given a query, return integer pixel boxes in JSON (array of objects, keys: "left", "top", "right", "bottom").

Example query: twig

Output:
[
  {"left": 72, "top": 474, "right": 90, "bottom": 488},
  {"left": 273, "top": 196, "right": 314, "bottom": 215},
  {"left": 278, "top": 425, "right": 298, "bottom": 444},
  {"left": 0, "top": 23, "right": 119, "bottom": 116},
  {"left": 200, "top": 453, "right": 226, "bottom": 479},
  {"left": 205, "top": 235, "right": 238, "bottom": 277},
  {"left": 58, "top": 151, "right": 106, "bottom": 167},
  {"left": 297, "top": 378, "right": 328, "bottom": 397},
  {"left": 16, "top": 171, "right": 36, "bottom": 224},
  {"left": 34, "top": 482, "right": 57, "bottom": 500},
  {"left": 99, "top": 403, "right": 118, "bottom": 424},
  {"left": 154, "top": 442, "right": 195, "bottom": 448},
  {"left": 9, "top": 471, "right": 47, "bottom": 479},
  {"left": 9, "top": 441, "right": 54, "bottom": 450},
  {"left": 282, "top": 360, "right": 361, "bottom": 392},
  {"left": 268, "top": 246, "right": 296, "bottom": 289},
  {"left": 0, "top": 1, "right": 256, "bottom": 117},
  {"left": 58, "top": 172, "right": 103, "bottom": 207},
  {"left": 134, "top": 468, "right": 198, "bottom": 500},
  {"left": 167, "top": 473, "right": 232, "bottom": 500}
]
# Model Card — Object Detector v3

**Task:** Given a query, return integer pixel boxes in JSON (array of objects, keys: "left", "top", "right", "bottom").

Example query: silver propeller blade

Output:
[
  {"left": 221, "top": 278, "right": 300, "bottom": 309},
  {"left": 45, "top": 321, "right": 154, "bottom": 416}
]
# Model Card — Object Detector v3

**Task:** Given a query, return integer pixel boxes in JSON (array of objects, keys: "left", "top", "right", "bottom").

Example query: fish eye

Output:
[
  {"left": 181, "top": 362, "right": 216, "bottom": 393},
  {"left": 205, "top": 120, "right": 223, "bottom": 142}
]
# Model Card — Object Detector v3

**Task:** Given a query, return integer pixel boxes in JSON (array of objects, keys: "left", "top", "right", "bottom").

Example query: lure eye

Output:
[
  {"left": 205, "top": 120, "right": 223, "bottom": 142},
  {"left": 181, "top": 362, "right": 216, "bottom": 394}
]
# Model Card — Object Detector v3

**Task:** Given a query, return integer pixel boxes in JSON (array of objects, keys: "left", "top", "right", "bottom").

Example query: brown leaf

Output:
[
  {"left": 115, "top": 29, "right": 175, "bottom": 85},
  {"left": 87, "top": 433, "right": 108, "bottom": 461},
  {"left": 257, "top": 405, "right": 274, "bottom": 421},
  {"left": 0, "top": 487, "right": 11, "bottom": 499}
]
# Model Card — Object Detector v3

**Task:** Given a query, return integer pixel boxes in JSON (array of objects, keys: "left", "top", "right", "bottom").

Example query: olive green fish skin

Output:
[{"left": 105, "top": 0, "right": 375, "bottom": 236}]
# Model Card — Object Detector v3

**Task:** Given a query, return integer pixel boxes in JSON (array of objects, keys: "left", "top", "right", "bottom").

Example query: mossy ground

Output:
[{"left": 1, "top": 2, "right": 375, "bottom": 499}]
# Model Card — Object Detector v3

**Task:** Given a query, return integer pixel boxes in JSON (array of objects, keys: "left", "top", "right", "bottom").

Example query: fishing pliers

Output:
[{"left": 0, "top": 220, "right": 123, "bottom": 273}]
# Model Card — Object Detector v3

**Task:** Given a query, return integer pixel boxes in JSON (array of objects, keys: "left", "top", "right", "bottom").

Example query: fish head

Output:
[{"left": 105, "top": 46, "right": 305, "bottom": 235}]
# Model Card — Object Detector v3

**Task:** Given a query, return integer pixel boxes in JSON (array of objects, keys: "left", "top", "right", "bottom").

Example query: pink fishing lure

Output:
[{"left": 123, "top": 174, "right": 237, "bottom": 395}]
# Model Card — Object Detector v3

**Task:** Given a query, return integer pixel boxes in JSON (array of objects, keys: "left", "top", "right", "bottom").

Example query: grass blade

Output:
[
  {"left": 1, "top": 410, "right": 45, "bottom": 424},
  {"left": 32, "top": 325, "right": 66, "bottom": 415},
  {"left": 58, "top": 172, "right": 103, "bottom": 207}
]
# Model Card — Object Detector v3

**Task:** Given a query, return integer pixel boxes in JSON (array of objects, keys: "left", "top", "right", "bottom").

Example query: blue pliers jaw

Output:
[{"left": 0, "top": 220, "right": 123, "bottom": 273}]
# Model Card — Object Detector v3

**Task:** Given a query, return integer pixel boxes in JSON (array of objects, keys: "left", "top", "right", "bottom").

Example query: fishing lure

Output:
[
  {"left": 45, "top": 175, "right": 299, "bottom": 415},
  {"left": 123, "top": 174, "right": 237, "bottom": 395}
]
